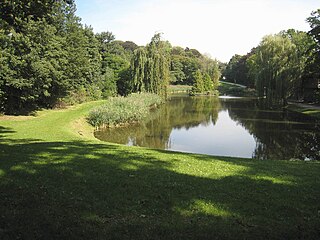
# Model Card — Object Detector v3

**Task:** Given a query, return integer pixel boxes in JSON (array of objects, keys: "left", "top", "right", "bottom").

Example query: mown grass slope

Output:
[{"left": 0, "top": 101, "right": 319, "bottom": 239}]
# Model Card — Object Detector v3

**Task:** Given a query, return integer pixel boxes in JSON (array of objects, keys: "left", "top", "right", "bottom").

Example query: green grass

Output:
[
  {"left": 218, "top": 81, "right": 256, "bottom": 97},
  {"left": 219, "top": 81, "right": 247, "bottom": 89},
  {"left": 0, "top": 101, "right": 320, "bottom": 239},
  {"left": 168, "top": 85, "right": 193, "bottom": 93},
  {"left": 287, "top": 104, "right": 320, "bottom": 119}
]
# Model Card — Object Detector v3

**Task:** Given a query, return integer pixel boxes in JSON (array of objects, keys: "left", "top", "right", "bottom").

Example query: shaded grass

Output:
[{"left": 0, "top": 101, "right": 320, "bottom": 239}]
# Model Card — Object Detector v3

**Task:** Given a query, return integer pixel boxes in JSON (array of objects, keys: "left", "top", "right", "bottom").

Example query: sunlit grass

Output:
[
  {"left": 168, "top": 85, "right": 192, "bottom": 93},
  {"left": 175, "top": 199, "right": 232, "bottom": 217},
  {"left": 287, "top": 104, "right": 320, "bottom": 119},
  {"left": 0, "top": 100, "right": 319, "bottom": 239},
  {"left": 304, "top": 109, "right": 320, "bottom": 118}
]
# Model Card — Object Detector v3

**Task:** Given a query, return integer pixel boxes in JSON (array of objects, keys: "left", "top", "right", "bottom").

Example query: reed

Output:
[{"left": 87, "top": 93, "right": 163, "bottom": 128}]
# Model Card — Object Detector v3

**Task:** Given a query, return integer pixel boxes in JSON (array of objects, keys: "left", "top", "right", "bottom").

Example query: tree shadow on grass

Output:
[
  {"left": 0, "top": 137, "right": 320, "bottom": 240},
  {"left": 0, "top": 126, "right": 15, "bottom": 136}
]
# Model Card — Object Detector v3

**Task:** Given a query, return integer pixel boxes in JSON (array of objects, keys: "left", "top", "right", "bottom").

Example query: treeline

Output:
[
  {"left": 170, "top": 47, "right": 221, "bottom": 94},
  {"left": 0, "top": 0, "right": 221, "bottom": 114},
  {"left": 0, "top": 0, "right": 104, "bottom": 114},
  {"left": 223, "top": 9, "right": 320, "bottom": 107}
]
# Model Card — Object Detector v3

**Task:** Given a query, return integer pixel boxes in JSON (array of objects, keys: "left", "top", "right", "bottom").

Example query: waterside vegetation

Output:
[
  {"left": 0, "top": 1, "right": 222, "bottom": 115},
  {"left": 87, "top": 93, "right": 163, "bottom": 128},
  {"left": 218, "top": 81, "right": 257, "bottom": 97},
  {"left": 223, "top": 23, "right": 320, "bottom": 107},
  {"left": 168, "top": 84, "right": 193, "bottom": 94},
  {"left": 287, "top": 103, "right": 320, "bottom": 119},
  {"left": 0, "top": 102, "right": 319, "bottom": 239},
  {"left": 1, "top": 2, "right": 320, "bottom": 239}
]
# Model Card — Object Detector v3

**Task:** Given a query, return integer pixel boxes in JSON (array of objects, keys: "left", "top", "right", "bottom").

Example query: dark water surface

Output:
[{"left": 95, "top": 96, "right": 320, "bottom": 160}]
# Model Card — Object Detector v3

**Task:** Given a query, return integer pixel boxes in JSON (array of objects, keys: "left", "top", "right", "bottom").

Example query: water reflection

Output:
[{"left": 95, "top": 96, "right": 320, "bottom": 160}]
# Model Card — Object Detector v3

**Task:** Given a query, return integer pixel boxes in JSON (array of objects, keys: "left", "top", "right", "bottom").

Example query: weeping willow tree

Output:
[
  {"left": 248, "top": 34, "right": 300, "bottom": 107},
  {"left": 131, "top": 47, "right": 147, "bottom": 92},
  {"left": 131, "top": 33, "right": 170, "bottom": 97}
]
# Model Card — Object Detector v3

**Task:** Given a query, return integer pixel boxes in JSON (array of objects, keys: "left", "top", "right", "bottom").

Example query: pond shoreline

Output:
[
  {"left": 0, "top": 100, "right": 320, "bottom": 239},
  {"left": 95, "top": 96, "right": 320, "bottom": 161},
  {"left": 287, "top": 101, "right": 320, "bottom": 119}
]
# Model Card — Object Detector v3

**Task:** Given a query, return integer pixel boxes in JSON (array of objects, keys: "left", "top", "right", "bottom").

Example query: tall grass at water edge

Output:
[{"left": 87, "top": 93, "right": 163, "bottom": 128}]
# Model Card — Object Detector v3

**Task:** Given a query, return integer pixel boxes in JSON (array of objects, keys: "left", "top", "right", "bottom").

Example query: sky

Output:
[{"left": 75, "top": 0, "right": 319, "bottom": 62}]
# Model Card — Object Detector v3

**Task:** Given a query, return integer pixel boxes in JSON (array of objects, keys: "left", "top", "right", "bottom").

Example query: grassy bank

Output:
[
  {"left": 0, "top": 101, "right": 320, "bottom": 239},
  {"left": 168, "top": 85, "right": 192, "bottom": 94},
  {"left": 218, "top": 81, "right": 256, "bottom": 97},
  {"left": 287, "top": 103, "right": 320, "bottom": 119}
]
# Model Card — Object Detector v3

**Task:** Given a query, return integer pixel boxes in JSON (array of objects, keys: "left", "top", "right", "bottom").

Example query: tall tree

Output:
[
  {"left": 170, "top": 56, "right": 186, "bottom": 84},
  {"left": 203, "top": 72, "right": 214, "bottom": 92},
  {"left": 0, "top": 18, "right": 71, "bottom": 113},
  {"left": 224, "top": 54, "right": 254, "bottom": 87},
  {"left": 305, "top": 9, "right": 320, "bottom": 102},
  {"left": 0, "top": 0, "right": 105, "bottom": 113},
  {"left": 307, "top": 9, "right": 320, "bottom": 49},
  {"left": 200, "top": 54, "right": 221, "bottom": 89},
  {"left": 131, "top": 47, "right": 147, "bottom": 93},
  {"left": 130, "top": 33, "right": 171, "bottom": 97},
  {"left": 249, "top": 34, "right": 299, "bottom": 107},
  {"left": 0, "top": 0, "right": 69, "bottom": 32},
  {"left": 280, "top": 29, "right": 315, "bottom": 99},
  {"left": 224, "top": 54, "right": 242, "bottom": 83},
  {"left": 192, "top": 70, "right": 204, "bottom": 93}
]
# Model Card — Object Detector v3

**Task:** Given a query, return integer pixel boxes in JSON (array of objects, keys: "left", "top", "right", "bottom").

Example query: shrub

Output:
[{"left": 87, "top": 93, "right": 163, "bottom": 128}]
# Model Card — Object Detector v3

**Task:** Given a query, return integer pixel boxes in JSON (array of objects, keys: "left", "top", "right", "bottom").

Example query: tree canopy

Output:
[
  {"left": 222, "top": 10, "right": 319, "bottom": 106},
  {"left": 1, "top": 1, "right": 319, "bottom": 113}
]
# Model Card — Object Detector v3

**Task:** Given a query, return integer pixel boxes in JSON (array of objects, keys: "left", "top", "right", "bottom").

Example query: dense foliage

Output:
[
  {"left": 1, "top": 0, "right": 318, "bottom": 113},
  {"left": 223, "top": 52, "right": 255, "bottom": 88},
  {"left": 223, "top": 11, "right": 320, "bottom": 107},
  {"left": 0, "top": 0, "right": 107, "bottom": 114},
  {"left": 129, "top": 33, "right": 171, "bottom": 97},
  {"left": 170, "top": 47, "right": 221, "bottom": 91},
  {"left": 305, "top": 9, "right": 320, "bottom": 102},
  {"left": 0, "top": 0, "right": 220, "bottom": 114}
]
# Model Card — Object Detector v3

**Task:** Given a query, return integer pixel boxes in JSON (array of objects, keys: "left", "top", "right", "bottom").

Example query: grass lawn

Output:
[
  {"left": 0, "top": 101, "right": 320, "bottom": 239},
  {"left": 168, "top": 85, "right": 192, "bottom": 93},
  {"left": 218, "top": 81, "right": 256, "bottom": 97}
]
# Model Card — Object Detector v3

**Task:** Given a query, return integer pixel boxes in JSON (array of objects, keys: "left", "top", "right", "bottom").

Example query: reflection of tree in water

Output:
[
  {"left": 223, "top": 99, "right": 320, "bottom": 160},
  {"left": 96, "top": 96, "right": 320, "bottom": 160},
  {"left": 166, "top": 96, "right": 220, "bottom": 130},
  {"left": 95, "top": 96, "right": 221, "bottom": 149}
]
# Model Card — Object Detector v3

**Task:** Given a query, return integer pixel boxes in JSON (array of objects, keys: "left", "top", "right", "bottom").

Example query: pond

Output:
[{"left": 95, "top": 95, "right": 320, "bottom": 160}]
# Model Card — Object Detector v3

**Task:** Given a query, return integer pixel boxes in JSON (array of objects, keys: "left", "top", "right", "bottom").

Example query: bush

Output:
[{"left": 87, "top": 93, "right": 163, "bottom": 128}]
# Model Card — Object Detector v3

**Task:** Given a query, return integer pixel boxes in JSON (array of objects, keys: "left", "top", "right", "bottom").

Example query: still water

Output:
[{"left": 95, "top": 95, "right": 320, "bottom": 160}]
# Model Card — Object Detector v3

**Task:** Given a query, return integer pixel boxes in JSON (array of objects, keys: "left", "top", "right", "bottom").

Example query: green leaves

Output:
[
  {"left": 192, "top": 70, "right": 204, "bottom": 93},
  {"left": 130, "top": 34, "right": 170, "bottom": 97},
  {"left": 247, "top": 31, "right": 315, "bottom": 107},
  {"left": 0, "top": 1, "right": 108, "bottom": 114},
  {"left": 252, "top": 35, "right": 297, "bottom": 106}
]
